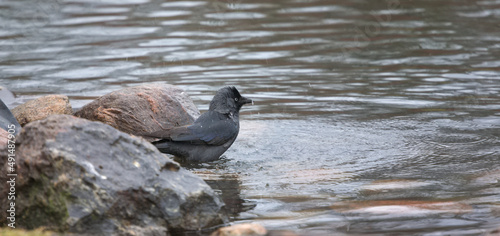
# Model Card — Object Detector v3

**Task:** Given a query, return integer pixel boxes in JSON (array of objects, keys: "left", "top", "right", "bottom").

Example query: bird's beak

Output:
[{"left": 241, "top": 96, "right": 253, "bottom": 105}]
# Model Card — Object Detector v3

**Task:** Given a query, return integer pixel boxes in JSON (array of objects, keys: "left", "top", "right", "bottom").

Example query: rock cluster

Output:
[
  {"left": 0, "top": 84, "right": 300, "bottom": 236},
  {"left": 0, "top": 84, "right": 227, "bottom": 235}
]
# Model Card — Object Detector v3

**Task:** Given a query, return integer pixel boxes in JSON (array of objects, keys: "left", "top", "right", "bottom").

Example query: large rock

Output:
[
  {"left": 75, "top": 84, "right": 200, "bottom": 141},
  {"left": 0, "top": 115, "right": 227, "bottom": 235},
  {"left": 12, "top": 94, "right": 72, "bottom": 126}
]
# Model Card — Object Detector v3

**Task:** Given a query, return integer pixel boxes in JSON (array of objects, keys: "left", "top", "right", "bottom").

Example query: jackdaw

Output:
[{"left": 145, "top": 86, "right": 252, "bottom": 162}]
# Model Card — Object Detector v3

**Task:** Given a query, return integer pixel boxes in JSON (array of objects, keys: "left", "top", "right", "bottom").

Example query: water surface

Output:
[{"left": 1, "top": 0, "right": 499, "bottom": 235}]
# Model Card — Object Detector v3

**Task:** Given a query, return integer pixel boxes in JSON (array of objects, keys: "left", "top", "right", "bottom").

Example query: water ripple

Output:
[{"left": 1, "top": 0, "right": 500, "bottom": 234}]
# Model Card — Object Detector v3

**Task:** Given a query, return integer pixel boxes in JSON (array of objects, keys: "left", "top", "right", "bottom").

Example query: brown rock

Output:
[
  {"left": 210, "top": 223, "right": 267, "bottom": 236},
  {"left": 12, "top": 94, "right": 72, "bottom": 126},
  {"left": 75, "top": 84, "right": 199, "bottom": 141}
]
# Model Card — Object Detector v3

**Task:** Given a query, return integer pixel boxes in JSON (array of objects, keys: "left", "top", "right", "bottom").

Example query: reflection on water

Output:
[{"left": 1, "top": 0, "right": 499, "bottom": 235}]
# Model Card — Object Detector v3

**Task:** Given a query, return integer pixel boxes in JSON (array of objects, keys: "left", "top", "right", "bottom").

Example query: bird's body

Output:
[{"left": 146, "top": 87, "right": 252, "bottom": 162}]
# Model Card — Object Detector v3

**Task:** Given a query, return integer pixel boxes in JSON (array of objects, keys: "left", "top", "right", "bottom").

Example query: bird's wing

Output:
[{"left": 145, "top": 111, "right": 238, "bottom": 146}]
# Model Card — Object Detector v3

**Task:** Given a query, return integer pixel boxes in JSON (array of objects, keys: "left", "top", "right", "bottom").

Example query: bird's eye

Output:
[{"left": 234, "top": 98, "right": 239, "bottom": 102}]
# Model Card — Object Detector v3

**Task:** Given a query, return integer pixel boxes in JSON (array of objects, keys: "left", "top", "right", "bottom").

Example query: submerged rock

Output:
[
  {"left": 210, "top": 223, "right": 267, "bottom": 236},
  {"left": 75, "top": 84, "right": 200, "bottom": 141},
  {"left": 210, "top": 224, "right": 300, "bottom": 236},
  {"left": 12, "top": 94, "right": 72, "bottom": 126},
  {"left": 0, "top": 115, "right": 227, "bottom": 235}
]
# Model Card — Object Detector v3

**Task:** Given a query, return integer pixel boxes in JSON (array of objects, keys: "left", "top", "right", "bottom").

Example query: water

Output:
[{"left": 1, "top": 0, "right": 500, "bottom": 235}]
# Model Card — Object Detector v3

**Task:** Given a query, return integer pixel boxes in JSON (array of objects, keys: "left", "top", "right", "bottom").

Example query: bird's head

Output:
[{"left": 209, "top": 86, "right": 252, "bottom": 113}]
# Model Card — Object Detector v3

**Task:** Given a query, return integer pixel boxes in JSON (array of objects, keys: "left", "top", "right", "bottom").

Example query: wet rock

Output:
[
  {"left": 74, "top": 83, "right": 200, "bottom": 141},
  {"left": 11, "top": 94, "right": 72, "bottom": 126},
  {"left": 210, "top": 223, "right": 267, "bottom": 236},
  {"left": 0, "top": 115, "right": 227, "bottom": 235}
]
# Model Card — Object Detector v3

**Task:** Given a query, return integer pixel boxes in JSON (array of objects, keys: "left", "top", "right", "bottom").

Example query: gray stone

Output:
[
  {"left": 0, "top": 115, "right": 227, "bottom": 235},
  {"left": 74, "top": 84, "right": 200, "bottom": 141}
]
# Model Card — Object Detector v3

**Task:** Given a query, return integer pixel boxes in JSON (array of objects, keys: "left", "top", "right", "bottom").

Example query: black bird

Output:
[{"left": 146, "top": 86, "right": 252, "bottom": 162}]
